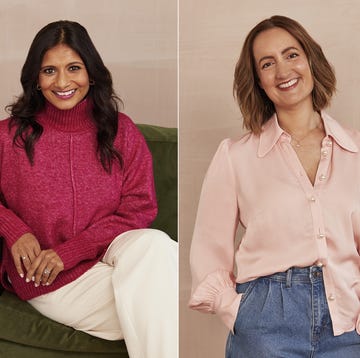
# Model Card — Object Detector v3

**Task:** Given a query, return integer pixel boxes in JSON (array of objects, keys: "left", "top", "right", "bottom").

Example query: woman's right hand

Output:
[{"left": 11, "top": 233, "right": 41, "bottom": 278}]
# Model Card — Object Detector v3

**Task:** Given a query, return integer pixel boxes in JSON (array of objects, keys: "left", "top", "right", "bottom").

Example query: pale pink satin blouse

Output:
[{"left": 189, "top": 112, "right": 360, "bottom": 336}]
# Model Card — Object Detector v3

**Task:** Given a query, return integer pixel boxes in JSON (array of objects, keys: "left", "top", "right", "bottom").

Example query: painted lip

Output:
[
  {"left": 277, "top": 78, "right": 299, "bottom": 90},
  {"left": 53, "top": 89, "right": 76, "bottom": 99}
]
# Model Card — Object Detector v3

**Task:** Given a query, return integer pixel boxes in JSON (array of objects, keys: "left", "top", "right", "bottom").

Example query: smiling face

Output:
[
  {"left": 253, "top": 27, "right": 314, "bottom": 113},
  {"left": 38, "top": 44, "right": 90, "bottom": 110}
]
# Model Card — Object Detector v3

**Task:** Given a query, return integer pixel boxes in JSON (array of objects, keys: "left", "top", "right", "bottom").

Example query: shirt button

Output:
[
  {"left": 317, "top": 233, "right": 326, "bottom": 239},
  {"left": 326, "top": 141, "right": 332, "bottom": 147},
  {"left": 328, "top": 294, "right": 336, "bottom": 301},
  {"left": 321, "top": 149, "right": 328, "bottom": 158},
  {"left": 309, "top": 196, "right": 316, "bottom": 202},
  {"left": 319, "top": 174, "right": 326, "bottom": 181}
]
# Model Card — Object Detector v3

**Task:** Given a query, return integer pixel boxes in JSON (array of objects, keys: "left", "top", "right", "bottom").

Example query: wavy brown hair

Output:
[{"left": 233, "top": 15, "right": 336, "bottom": 134}]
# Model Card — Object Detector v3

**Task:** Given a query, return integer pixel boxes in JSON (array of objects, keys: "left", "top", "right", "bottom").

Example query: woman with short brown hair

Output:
[{"left": 189, "top": 15, "right": 360, "bottom": 357}]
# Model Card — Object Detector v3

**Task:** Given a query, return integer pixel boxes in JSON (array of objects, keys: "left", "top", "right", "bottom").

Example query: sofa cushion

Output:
[{"left": 0, "top": 290, "right": 127, "bottom": 355}]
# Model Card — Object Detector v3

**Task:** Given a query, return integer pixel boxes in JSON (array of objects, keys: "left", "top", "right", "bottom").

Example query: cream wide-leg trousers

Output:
[{"left": 28, "top": 229, "right": 178, "bottom": 358}]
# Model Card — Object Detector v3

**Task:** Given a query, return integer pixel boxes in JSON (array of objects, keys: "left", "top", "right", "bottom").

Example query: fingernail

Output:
[
  {"left": 32, "top": 276, "right": 35, "bottom": 282},
  {"left": 26, "top": 278, "right": 30, "bottom": 283},
  {"left": 34, "top": 283, "right": 39, "bottom": 287},
  {"left": 46, "top": 282, "right": 50, "bottom": 286},
  {"left": 19, "top": 273, "right": 24, "bottom": 278}
]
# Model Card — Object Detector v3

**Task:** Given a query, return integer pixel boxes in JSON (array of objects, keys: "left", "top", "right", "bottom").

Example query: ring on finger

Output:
[{"left": 43, "top": 268, "right": 51, "bottom": 275}]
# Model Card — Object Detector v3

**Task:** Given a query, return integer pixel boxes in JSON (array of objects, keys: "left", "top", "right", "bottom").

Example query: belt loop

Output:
[{"left": 286, "top": 267, "right": 293, "bottom": 288}]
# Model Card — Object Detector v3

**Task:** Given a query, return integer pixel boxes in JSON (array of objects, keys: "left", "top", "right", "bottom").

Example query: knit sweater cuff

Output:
[
  {"left": 54, "top": 240, "right": 99, "bottom": 271},
  {"left": 0, "top": 207, "right": 33, "bottom": 248}
]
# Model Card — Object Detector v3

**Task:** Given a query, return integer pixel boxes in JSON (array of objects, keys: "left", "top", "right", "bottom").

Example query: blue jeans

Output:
[{"left": 226, "top": 266, "right": 360, "bottom": 358}]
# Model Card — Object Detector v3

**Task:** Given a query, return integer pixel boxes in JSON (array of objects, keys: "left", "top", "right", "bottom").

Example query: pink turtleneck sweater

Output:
[{"left": 0, "top": 99, "right": 157, "bottom": 300}]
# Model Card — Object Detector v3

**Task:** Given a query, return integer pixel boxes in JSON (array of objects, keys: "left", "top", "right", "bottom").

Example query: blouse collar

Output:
[{"left": 258, "top": 111, "right": 358, "bottom": 157}]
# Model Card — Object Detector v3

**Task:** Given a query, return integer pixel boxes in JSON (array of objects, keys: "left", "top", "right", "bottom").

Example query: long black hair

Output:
[{"left": 7, "top": 20, "right": 122, "bottom": 172}]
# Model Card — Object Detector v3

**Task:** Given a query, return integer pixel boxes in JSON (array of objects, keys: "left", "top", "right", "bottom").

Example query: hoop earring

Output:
[
  {"left": 36, "top": 84, "right": 41, "bottom": 90},
  {"left": 89, "top": 80, "right": 95, "bottom": 86}
]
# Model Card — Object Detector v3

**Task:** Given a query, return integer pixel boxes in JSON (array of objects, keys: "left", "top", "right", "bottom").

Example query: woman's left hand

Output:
[{"left": 26, "top": 249, "right": 64, "bottom": 287}]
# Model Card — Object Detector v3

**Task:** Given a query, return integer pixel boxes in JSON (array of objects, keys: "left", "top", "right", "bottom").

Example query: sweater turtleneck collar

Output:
[{"left": 37, "top": 99, "right": 96, "bottom": 133}]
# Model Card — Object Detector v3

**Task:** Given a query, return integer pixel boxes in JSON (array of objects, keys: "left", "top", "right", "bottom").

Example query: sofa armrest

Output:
[
  {"left": 0, "top": 237, "right": 4, "bottom": 294},
  {"left": 136, "top": 124, "right": 178, "bottom": 241}
]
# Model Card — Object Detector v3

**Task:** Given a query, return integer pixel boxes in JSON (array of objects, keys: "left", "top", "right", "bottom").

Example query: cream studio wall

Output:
[
  {"left": 0, "top": 0, "right": 177, "bottom": 127},
  {"left": 180, "top": 1, "right": 360, "bottom": 357}
]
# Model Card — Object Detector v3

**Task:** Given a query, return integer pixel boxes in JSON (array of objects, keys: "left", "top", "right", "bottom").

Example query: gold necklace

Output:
[
  {"left": 290, "top": 129, "right": 317, "bottom": 148},
  {"left": 282, "top": 113, "right": 323, "bottom": 148}
]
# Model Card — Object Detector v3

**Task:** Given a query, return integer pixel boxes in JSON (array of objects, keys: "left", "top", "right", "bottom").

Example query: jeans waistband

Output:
[{"left": 261, "top": 266, "right": 323, "bottom": 287}]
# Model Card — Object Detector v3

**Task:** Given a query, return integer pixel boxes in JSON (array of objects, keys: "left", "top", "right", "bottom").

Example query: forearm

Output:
[{"left": 54, "top": 203, "right": 157, "bottom": 270}]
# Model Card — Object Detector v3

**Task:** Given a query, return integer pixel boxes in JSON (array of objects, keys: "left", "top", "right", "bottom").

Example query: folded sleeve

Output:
[{"left": 188, "top": 139, "right": 241, "bottom": 332}]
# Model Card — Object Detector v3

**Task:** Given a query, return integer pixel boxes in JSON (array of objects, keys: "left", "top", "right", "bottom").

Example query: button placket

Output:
[
  {"left": 315, "top": 141, "right": 331, "bottom": 186},
  {"left": 309, "top": 196, "right": 316, "bottom": 203},
  {"left": 320, "top": 139, "right": 332, "bottom": 160},
  {"left": 281, "top": 137, "right": 329, "bottom": 264},
  {"left": 320, "top": 148, "right": 329, "bottom": 159},
  {"left": 307, "top": 189, "right": 328, "bottom": 266},
  {"left": 321, "top": 265, "right": 339, "bottom": 332},
  {"left": 317, "top": 233, "right": 325, "bottom": 240},
  {"left": 310, "top": 138, "right": 333, "bottom": 275}
]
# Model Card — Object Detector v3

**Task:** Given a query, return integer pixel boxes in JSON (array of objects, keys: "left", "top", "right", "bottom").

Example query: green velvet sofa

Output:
[{"left": 0, "top": 124, "right": 177, "bottom": 357}]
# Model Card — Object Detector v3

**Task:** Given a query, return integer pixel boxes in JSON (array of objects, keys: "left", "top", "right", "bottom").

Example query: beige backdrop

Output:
[
  {"left": 180, "top": 1, "right": 360, "bottom": 357},
  {"left": 3, "top": 0, "right": 360, "bottom": 356},
  {"left": 0, "top": 0, "right": 177, "bottom": 127}
]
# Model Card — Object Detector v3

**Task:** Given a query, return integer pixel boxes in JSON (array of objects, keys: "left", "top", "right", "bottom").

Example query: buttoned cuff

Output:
[{"left": 189, "top": 270, "right": 241, "bottom": 332}]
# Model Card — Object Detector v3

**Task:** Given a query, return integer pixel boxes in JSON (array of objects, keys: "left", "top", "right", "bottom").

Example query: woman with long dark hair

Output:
[{"left": 0, "top": 20, "right": 177, "bottom": 358}]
